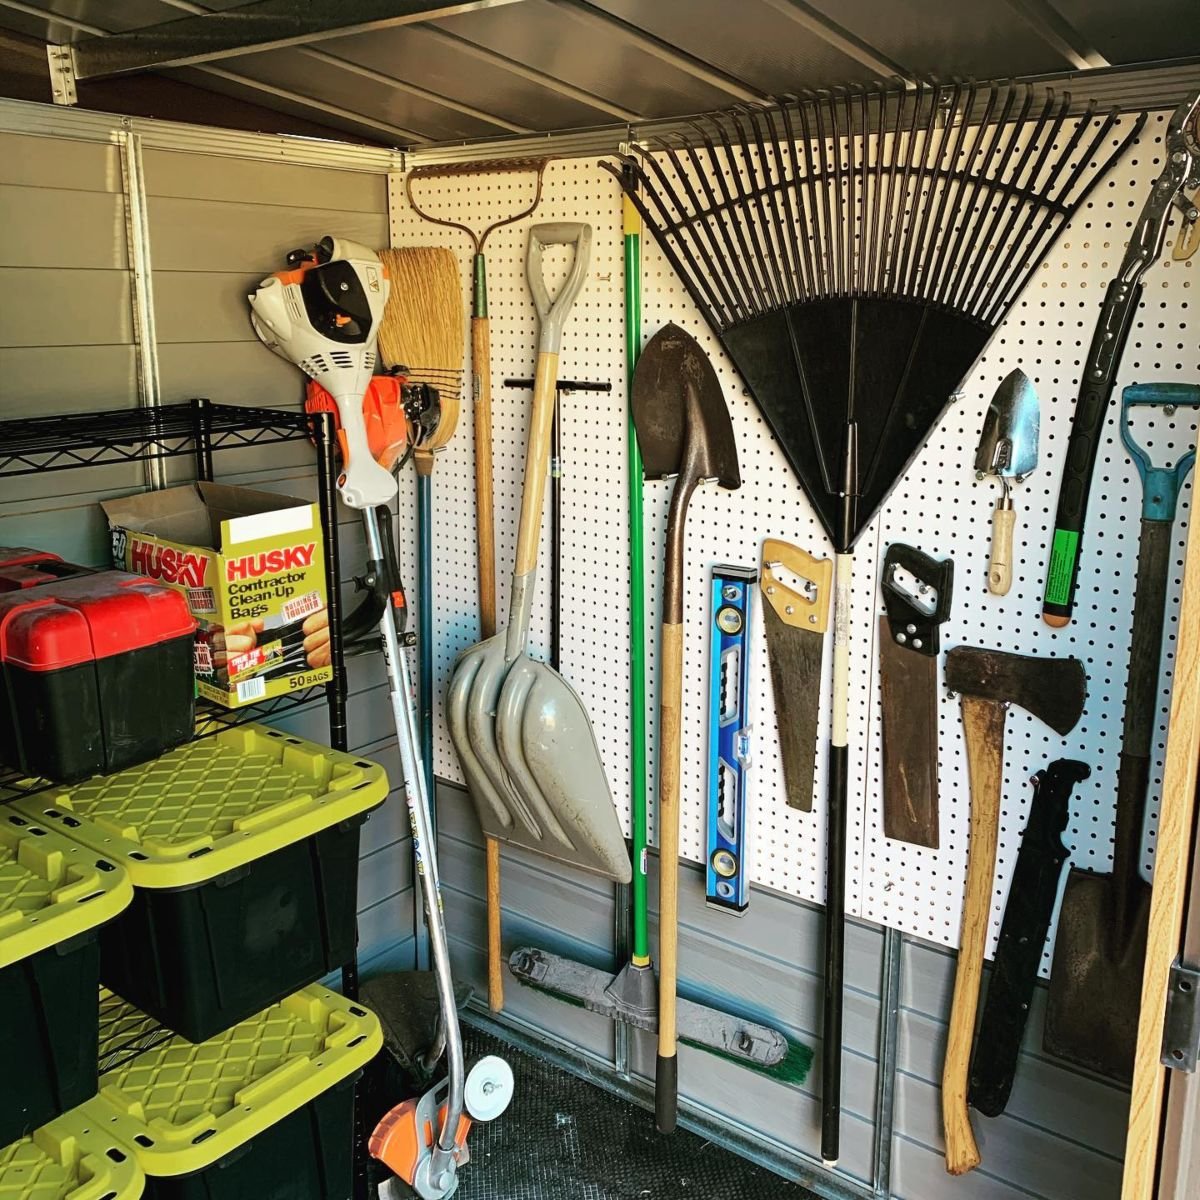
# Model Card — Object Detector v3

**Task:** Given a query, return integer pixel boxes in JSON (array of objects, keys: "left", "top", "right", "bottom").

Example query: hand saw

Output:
[
  {"left": 760, "top": 540, "right": 832, "bottom": 812},
  {"left": 879, "top": 544, "right": 954, "bottom": 848}
]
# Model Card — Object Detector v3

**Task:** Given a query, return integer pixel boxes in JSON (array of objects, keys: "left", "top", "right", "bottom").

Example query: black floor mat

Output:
[{"left": 442, "top": 1025, "right": 819, "bottom": 1200}]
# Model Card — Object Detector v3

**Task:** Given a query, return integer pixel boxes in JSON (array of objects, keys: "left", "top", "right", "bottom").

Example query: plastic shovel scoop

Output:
[
  {"left": 632, "top": 322, "right": 740, "bottom": 1132},
  {"left": 447, "top": 223, "right": 630, "bottom": 883}
]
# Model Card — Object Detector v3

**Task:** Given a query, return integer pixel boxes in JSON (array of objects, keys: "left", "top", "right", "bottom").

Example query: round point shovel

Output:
[
  {"left": 447, "top": 223, "right": 630, "bottom": 884},
  {"left": 632, "top": 322, "right": 740, "bottom": 1133}
]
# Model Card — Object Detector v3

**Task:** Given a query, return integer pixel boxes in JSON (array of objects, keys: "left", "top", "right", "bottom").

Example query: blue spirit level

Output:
[{"left": 706, "top": 564, "right": 756, "bottom": 913}]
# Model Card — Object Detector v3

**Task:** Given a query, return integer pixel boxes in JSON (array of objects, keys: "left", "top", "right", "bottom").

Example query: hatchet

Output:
[{"left": 941, "top": 647, "right": 1087, "bottom": 1174}]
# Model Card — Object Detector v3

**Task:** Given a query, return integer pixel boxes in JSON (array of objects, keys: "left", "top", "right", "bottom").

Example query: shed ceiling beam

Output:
[
  {"left": 1001, "top": 0, "right": 1109, "bottom": 71},
  {"left": 156, "top": 0, "right": 533, "bottom": 135},
  {"left": 0, "top": 0, "right": 427, "bottom": 142},
  {"left": 418, "top": 26, "right": 644, "bottom": 122},
  {"left": 756, "top": 0, "right": 910, "bottom": 81},
  {"left": 547, "top": 0, "right": 769, "bottom": 104},
  {"left": 68, "top": 0, "right": 528, "bottom": 80}
]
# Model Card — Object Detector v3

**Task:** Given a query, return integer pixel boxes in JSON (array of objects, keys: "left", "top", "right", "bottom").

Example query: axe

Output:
[{"left": 941, "top": 647, "right": 1087, "bottom": 1174}]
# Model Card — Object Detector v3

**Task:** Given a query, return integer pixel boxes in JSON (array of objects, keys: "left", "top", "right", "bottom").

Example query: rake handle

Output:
[{"left": 943, "top": 695, "right": 1007, "bottom": 1175}]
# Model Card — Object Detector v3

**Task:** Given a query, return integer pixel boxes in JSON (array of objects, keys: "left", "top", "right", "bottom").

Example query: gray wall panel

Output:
[
  {"left": 0, "top": 185, "right": 128, "bottom": 268},
  {"left": 0, "top": 267, "right": 132, "bottom": 347},
  {"left": 0, "top": 132, "right": 121, "bottom": 192},
  {"left": 0, "top": 346, "right": 138, "bottom": 416}
]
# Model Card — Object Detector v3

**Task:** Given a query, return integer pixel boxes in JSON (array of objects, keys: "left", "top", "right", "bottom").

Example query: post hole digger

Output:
[
  {"left": 609, "top": 80, "right": 1137, "bottom": 1163},
  {"left": 248, "top": 236, "right": 512, "bottom": 1200}
]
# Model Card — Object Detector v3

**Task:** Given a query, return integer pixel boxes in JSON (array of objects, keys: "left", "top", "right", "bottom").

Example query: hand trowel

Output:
[{"left": 975, "top": 370, "right": 1039, "bottom": 596}]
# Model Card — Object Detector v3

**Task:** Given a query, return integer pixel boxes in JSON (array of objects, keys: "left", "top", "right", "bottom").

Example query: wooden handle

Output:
[
  {"left": 513, "top": 351, "right": 558, "bottom": 577},
  {"left": 658, "top": 621, "right": 683, "bottom": 1060},
  {"left": 942, "top": 694, "right": 1007, "bottom": 1175},
  {"left": 761, "top": 538, "right": 833, "bottom": 633},
  {"left": 486, "top": 837, "right": 503, "bottom": 1010},
  {"left": 473, "top": 315, "right": 497, "bottom": 640},
  {"left": 987, "top": 504, "right": 1016, "bottom": 595}
]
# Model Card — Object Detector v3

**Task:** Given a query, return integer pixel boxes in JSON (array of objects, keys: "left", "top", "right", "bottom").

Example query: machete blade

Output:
[{"left": 760, "top": 539, "right": 831, "bottom": 812}]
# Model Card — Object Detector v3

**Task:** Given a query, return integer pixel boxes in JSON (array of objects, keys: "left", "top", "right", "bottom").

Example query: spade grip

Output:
[{"left": 527, "top": 222, "right": 592, "bottom": 354}]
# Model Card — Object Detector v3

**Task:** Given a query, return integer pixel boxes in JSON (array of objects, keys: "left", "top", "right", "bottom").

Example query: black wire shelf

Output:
[
  {"left": 0, "top": 401, "right": 312, "bottom": 477},
  {"left": 0, "top": 686, "right": 327, "bottom": 803}
]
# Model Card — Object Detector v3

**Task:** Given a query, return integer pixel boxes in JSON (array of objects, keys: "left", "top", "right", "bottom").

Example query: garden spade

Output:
[
  {"left": 632, "top": 322, "right": 740, "bottom": 1133},
  {"left": 446, "top": 223, "right": 630, "bottom": 884}
]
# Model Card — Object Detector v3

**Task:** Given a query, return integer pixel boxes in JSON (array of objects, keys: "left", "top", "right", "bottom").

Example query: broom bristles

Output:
[{"left": 377, "top": 246, "right": 465, "bottom": 453}]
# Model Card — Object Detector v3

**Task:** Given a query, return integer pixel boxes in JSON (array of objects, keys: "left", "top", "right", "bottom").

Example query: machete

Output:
[{"left": 968, "top": 758, "right": 1091, "bottom": 1116}]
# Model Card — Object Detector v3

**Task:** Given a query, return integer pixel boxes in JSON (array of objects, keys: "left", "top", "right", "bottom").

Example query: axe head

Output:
[{"left": 945, "top": 647, "right": 1087, "bottom": 736}]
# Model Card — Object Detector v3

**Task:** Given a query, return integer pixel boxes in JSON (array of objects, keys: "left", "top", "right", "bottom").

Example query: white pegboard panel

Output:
[{"left": 389, "top": 109, "right": 1197, "bottom": 969}]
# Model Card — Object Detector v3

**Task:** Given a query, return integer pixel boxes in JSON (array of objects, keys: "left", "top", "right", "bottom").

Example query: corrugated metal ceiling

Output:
[{"left": 0, "top": 0, "right": 1197, "bottom": 148}]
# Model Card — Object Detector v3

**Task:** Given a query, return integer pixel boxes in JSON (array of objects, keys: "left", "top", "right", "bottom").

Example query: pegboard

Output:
[{"left": 389, "top": 107, "right": 1198, "bottom": 971}]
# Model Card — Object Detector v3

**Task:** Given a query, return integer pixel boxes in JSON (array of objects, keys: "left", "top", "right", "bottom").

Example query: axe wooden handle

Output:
[{"left": 943, "top": 694, "right": 1007, "bottom": 1175}]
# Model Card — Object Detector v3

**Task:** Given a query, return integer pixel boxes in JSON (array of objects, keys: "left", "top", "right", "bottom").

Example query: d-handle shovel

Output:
[
  {"left": 447, "top": 223, "right": 631, "bottom": 883},
  {"left": 1045, "top": 381, "right": 1200, "bottom": 1081}
]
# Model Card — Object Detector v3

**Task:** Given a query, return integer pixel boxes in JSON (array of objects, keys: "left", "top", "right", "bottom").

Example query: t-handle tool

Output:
[
  {"left": 1045, "top": 381, "right": 1200, "bottom": 1082},
  {"left": 1042, "top": 92, "right": 1199, "bottom": 625}
]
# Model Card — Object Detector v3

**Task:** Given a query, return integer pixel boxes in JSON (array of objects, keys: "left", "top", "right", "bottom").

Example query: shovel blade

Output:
[
  {"left": 631, "top": 322, "right": 739, "bottom": 488},
  {"left": 447, "top": 636, "right": 630, "bottom": 884},
  {"left": 1043, "top": 868, "right": 1150, "bottom": 1082}
]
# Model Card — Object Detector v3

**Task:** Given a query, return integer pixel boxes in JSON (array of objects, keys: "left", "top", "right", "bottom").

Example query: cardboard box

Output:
[{"left": 101, "top": 483, "right": 332, "bottom": 708}]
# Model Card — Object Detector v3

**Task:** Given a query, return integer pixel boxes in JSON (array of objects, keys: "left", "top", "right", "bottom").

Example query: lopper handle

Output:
[{"left": 987, "top": 503, "right": 1016, "bottom": 596}]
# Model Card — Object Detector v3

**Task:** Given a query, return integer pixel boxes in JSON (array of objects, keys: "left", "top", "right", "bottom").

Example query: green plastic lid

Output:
[
  {"left": 0, "top": 810, "right": 132, "bottom": 969},
  {"left": 12, "top": 725, "right": 388, "bottom": 888},
  {"left": 87, "top": 986, "right": 381, "bottom": 1178},
  {"left": 0, "top": 1106, "right": 144, "bottom": 1200}
]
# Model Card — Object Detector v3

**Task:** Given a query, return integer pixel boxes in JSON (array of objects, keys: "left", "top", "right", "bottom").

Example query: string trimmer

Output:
[{"left": 249, "top": 236, "right": 512, "bottom": 1200}]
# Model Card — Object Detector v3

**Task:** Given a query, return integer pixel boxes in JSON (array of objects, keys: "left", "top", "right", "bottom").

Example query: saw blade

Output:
[
  {"left": 760, "top": 540, "right": 831, "bottom": 812},
  {"left": 879, "top": 544, "right": 954, "bottom": 848}
]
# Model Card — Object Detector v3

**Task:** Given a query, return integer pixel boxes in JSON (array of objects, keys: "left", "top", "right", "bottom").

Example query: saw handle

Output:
[
  {"left": 761, "top": 538, "right": 832, "bottom": 632},
  {"left": 881, "top": 543, "right": 954, "bottom": 654},
  {"left": 943, "top": 695, "right": 1007, "bottom": 1175},
  {"left": 987, "top": 500, "right": 1016, "bottom": 596}
]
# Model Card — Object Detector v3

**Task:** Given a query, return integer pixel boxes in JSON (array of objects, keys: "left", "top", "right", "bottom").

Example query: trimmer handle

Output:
[
  {"left": 527, "top": 222, "right": 592, "bottom": 354},
  {"left": 1121, "top": 383, "right": 1200, "bottom": 522}
]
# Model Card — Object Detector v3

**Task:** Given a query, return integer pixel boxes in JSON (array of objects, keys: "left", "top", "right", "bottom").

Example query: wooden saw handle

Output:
[
  {"left": 987, "top": 503, "right": 1016, "bottom": 596},
  {"left": 942, "top": 694, "right": 1007, "bottom": 1175}
]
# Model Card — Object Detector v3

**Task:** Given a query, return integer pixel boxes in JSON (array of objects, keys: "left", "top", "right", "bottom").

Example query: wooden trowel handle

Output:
[
  {"left": 656, "top": 619, "right": 683, "bottom": 1133},
  {"left": 943, "top": 694, "right": 1007, "bottom": 1175},
  {"left": 988, "top": 501, "right": 1016, "bottom": 596}
]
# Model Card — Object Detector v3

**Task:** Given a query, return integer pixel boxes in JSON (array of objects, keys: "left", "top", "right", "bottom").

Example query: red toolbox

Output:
[
  {"left": 0, "top": 571, "right": 197, "bottom": 782},
  {"left": 0, "top": 546, "right": 94, "bottom": 592}
]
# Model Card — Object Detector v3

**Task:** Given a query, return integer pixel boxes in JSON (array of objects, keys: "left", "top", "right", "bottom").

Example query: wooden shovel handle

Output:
[
  {"left": 943, "top": 694, "right": 1007, "bottom": 1175},
  {"left": 514, "top": 351, "right": 558, "bottom": 577},
  {"left": 472, "top": 312, "right": 504, "bottom": 1012},
  {"left": 656, "top": 619, "right": 683, "bottom": 1132}
]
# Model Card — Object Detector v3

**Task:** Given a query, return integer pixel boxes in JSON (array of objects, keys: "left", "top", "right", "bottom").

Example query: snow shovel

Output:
[
  {"left": 632, "top": 322, "right": 741, "bottom": 1133},
  {"left": 446, "top": 222, "right": 630, "bottom": 884},
  {"left": 1044, "top": 381, "right": 1200, "bottom": 1081}
]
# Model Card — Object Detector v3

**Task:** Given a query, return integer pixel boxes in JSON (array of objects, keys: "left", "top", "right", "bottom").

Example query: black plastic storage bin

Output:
[
  {"left": 143, "top": 1077, "right": 357, "bottom": 1199},
  {"left": 0, "top": 812, "right": 133, "bottom": 1148},
  {"left": 14, "top": 725, "right": 387, "bottom": 1043}
]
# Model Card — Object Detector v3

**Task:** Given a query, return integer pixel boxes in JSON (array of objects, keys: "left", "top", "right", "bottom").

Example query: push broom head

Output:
[
  {"left": 608, "top": 81, "right": 1142, "bottom": 548},
  {"left": 377, "top": 246, "right": 465, "bottom": 460}
]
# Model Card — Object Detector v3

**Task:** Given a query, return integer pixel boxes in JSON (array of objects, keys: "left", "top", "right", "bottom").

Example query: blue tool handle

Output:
[{"left": 1120, "top": 383, "right": 1200, "bottom": 522}]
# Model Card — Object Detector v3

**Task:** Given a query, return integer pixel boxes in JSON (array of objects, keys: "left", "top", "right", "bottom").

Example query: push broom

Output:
[{"left": 609, "top": 80, "right": 1138, "bottom": 1163}]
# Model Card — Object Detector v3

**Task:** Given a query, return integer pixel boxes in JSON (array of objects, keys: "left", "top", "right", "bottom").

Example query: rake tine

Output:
[
  {"left": 727, "top": 105, "right": 788, "bottom": 311},
  {"left": 821, "top": 90, "right": 847, "bottom": 295},
  {"left": 984, "top": 103, "right": 1128, "bottom": 325},
  {"left": 650, "top": 135, "right": 747, "bottom": 325},
  {"left": 878, "top": 82, "right": 912, "bottom": 296},
  {"left": 888, "top": 79, "right": 926, "bottom": 296},
  {"left": 687, "top": 116, "right": 771, "bottom": 318},
  {"left": 930, "top": 79, "right": 1008, "bottom": 308},
  {"left": 866, "top": 85, "right": 893, "bottom": 297},
  {"left": 794, "top": 95, "right": 830, "bottom": 297},
  {"left": 805, "top": 91, "right": 838, "bottom": 296},
  {"left": 778, "top": 100, "right": 818, "bottom": 302},
  {"left": 853, "top": 84, "right": 871, "bottom": 296},
  {"left": 629, "top": 145, "right": 736, "bottom": 327},
  {"left": 747, "top": 103, "right": 802, "bottom": 306},
  {"left": 941, "top": 80, "right": 1020, "bottom": 306},
  {"left": 957, "top": 83, "right": 1048, "bottom": 316},
  {"left": 899, "top": 80, "right": 954, "bottom": 300}
]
